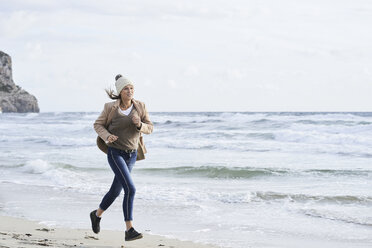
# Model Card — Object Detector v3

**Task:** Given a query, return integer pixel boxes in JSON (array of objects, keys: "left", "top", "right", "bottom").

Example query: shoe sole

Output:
[{"left": 125, "top": 234, "right": 143, "bottom": 241}]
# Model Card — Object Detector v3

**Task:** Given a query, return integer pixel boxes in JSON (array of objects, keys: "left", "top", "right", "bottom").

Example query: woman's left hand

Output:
[{"left": 132, "top": 115, "right": 141, "bottom": 128}]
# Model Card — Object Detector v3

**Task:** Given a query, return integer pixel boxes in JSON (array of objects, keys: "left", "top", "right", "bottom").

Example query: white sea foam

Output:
[
  {"left": 21, "top": 159, "right": 52, "bottom": 174},
  {"left": 24, "top": 113, "right": 39, "bottom": 118},
  {"left": 16, "top": 159, "right": 101, "bottom": 193}
]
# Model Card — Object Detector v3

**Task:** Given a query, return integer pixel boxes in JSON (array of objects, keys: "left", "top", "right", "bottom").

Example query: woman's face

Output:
[{"left": 120, "top": 84, "right": 134, "bottom": 101}]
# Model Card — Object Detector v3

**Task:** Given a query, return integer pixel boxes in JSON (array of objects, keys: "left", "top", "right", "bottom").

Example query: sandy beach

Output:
[{"left": 0, "top": 215, "right": 218, "bottom": 248}]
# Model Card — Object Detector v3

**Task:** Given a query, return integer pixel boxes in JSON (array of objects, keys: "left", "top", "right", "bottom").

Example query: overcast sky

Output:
[{"left": 1, "top": 0, "right": 371, "bottom": 112}]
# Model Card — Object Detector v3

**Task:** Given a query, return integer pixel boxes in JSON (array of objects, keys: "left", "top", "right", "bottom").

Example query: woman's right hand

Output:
[{"left": 107, "top": 135, "right": 118, "bottom": 143}]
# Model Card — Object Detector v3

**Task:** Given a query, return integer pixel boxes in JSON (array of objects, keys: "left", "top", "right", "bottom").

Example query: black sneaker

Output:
[
  {"left": 125, "top": 227, "right": 143, "bottom": 241},
  {"left": 90, "top": 210, "right": 101, "bottom": 234}
]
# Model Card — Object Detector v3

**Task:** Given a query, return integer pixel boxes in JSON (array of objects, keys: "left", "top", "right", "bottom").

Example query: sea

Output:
[{"left": 0, "top": 111, "right": 372, "bottom": 248}]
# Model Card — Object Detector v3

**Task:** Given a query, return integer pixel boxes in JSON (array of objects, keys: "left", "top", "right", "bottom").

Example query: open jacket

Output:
[{"left": 94, "top": 99, "right": 153, "bottom": 159}]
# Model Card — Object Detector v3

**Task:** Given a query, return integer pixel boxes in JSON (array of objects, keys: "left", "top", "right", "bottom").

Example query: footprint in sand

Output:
[
  {"left": 36, "top": 228, "right": 54, "bottom": 232},
  {"left": 84, "top": 235, "right": 99, "bottom": 240}
]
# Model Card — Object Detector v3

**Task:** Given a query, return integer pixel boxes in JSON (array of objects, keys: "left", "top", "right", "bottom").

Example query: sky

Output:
[{"left": 0, "top": 0, "right": 371, "bottom": 112}]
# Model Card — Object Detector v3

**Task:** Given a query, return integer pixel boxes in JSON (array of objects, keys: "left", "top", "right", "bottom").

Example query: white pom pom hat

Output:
[{"left": 115, "top": 76, "right": 134, "bottom": 94}]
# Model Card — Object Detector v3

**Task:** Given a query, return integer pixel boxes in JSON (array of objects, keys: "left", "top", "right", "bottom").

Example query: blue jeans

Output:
[{"left": 99, "top": 146, "right": 137, "bottom": 221}]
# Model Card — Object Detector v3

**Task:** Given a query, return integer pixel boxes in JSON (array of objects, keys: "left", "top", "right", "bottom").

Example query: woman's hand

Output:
[
  {"left": 132, "top": 115, "right": 142, "bottom": 128},
  {"left": 107, "top": 135, "right": 118, "bottom": 143}
]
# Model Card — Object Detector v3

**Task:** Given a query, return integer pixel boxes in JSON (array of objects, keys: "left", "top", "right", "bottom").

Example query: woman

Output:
[{"left": 90, "top": 74, "right": 153, "bottom": 241}]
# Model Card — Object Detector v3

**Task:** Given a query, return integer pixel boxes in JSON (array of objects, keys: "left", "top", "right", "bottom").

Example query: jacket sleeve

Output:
[
  {"left": 138, "top": 103, "right": 153, "bottom": 134},
  {"left": 94, "top": 103, "right": 112, "bottom": 141}
]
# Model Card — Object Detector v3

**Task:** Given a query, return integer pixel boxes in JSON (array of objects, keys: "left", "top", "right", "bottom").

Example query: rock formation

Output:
[{"left": 0, "top": 51, "right": 39, "bottom": 113}]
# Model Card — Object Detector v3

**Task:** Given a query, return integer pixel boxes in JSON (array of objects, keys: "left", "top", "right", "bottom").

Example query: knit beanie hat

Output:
[{"left": 115, "top": 75, "right": 134, "bottom": 94}]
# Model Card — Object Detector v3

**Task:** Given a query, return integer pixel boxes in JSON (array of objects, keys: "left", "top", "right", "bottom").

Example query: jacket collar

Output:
[{"left": 114, "top": 98, "right": 139, "bottom": 109}]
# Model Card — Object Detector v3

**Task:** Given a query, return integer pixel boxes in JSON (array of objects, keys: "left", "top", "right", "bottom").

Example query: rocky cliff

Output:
[{"left": 0, "top": 51, "right": 39, "bottom": 113}]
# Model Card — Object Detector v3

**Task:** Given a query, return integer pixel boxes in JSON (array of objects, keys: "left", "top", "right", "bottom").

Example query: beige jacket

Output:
[{"left": 94, "top": 99, "right": 153, "bottom": 142}]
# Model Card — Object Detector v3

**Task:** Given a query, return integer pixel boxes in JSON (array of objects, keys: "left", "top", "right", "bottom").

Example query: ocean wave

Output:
[
  {"left": 213, "top": 191, "right": 372, "bottom": 206},
  {"left": 266, "top": 112, "right": 372, "bottom": 120},
  {"left": 273, "top": 129, "right": 372, "bottom": 147},
  {"left": 253, "top": 191, "right": 372, "bottom": 205},
  {"left": 151, "top": 113, "right": 372, "bottom": 149},
  {"left": 16, "top": 160, "right": 372, "bottom": 180},
  {"left": 294, "top": 119, "right": 372, "bottom": 126},
  {"left": 11, "top": 159, "right": 107, "bottom": 192},
  {"left": 250, "top": 118, "right": 272, "bottom": 124},
  {"left": 336, "top": 151, "right": 372, "bottom": 158},
  {"left": 299, "top": 208, "right": 372, "bottom": 227},
  {"left": 138, "top": 185, "right": 372, "bottom": 208},
  {"left": 25, "top": 113, "right": 40, "bottom": 118},
  {"left": 21, "top": 159, "right": 52, "bottom": 174},
  {"left": 151, "top": 112, "right": 372, "bottom": 127},
  {"left": 166, "top": 131, "right": 276, "bottom": 140},
  {"left": 0, "top": 135, "right": 95, "bottom": 147},
  {"left": 148, "top": 137, "right": 372, "bottom": 158},
  {"left": 151, "top": 112, "right": 271, "bottom": 127},
  {"left": 18, "top": 159, "right": 107, "bottom": 174},
  {"left": 305, "top": 169, "right": 372, "bottom": 176},
  {"left": 154, "top": 119, "right": 223, "bottom": 126},
  {"left": 137, "top": 166, "right": 372, "bottom": 179},
  {"left": 137, "top": 166, "right": 290, "bottom": 179}
]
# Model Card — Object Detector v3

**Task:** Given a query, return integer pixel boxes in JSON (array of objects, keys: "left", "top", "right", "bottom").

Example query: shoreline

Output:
[{"left": 0, "top": 215, "right": 219, "bottom": 248}]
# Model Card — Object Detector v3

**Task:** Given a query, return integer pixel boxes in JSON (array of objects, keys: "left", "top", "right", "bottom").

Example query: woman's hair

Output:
[{"left": 105, "top": 74, "right": 123, "bottom": 100}]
